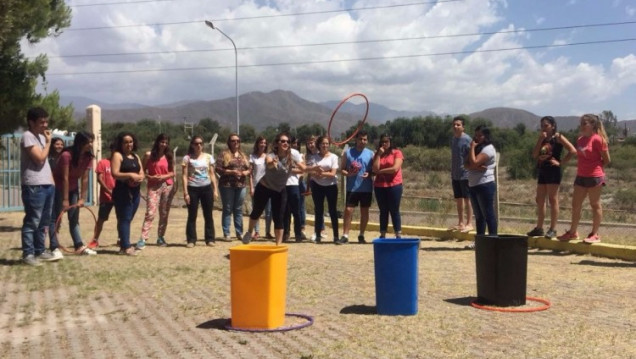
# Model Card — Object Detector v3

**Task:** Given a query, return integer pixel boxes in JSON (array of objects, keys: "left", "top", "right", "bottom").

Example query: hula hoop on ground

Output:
[
  {"left": 224, "top": 313, "right": 314, "bottom": 332},
  {"left": 54, "top": 204, "right": 97, "bottom": 254},
  {"left": 328, "top": 93, "right": 369, "bottom": 147},
  {"left": 470, "top": 296, "right": 551, "bottom": 312}
]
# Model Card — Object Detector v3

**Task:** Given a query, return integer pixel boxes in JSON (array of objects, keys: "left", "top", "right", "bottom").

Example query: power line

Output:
[
  {"left": 46, "top": 37, "right": 636, "bottom": 76},
  {"left": 47, "top": 20, "right": 636, "bottom": 59},
  {"left": 65, "top": 0, "right": 462, "bottom": 31}
]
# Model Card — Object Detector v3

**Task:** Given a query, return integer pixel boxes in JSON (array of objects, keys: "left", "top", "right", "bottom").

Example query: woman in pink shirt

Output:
[
  {"left": 373, "top": 134, "right": 404, "bottom": 238},
  {"left": 137, "top": 134, "right": 175, "bottom": 248},
  {"left": 558, "top": 114, "right": 611, "bottom": 243}
]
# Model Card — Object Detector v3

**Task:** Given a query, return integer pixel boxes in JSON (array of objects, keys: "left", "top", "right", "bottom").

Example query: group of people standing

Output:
[
  {"left": 19, "top": 106, "right": 611, "bottom": 265},
  {"left": 450, "top": 114, "right": 610, "bottom": 248}
]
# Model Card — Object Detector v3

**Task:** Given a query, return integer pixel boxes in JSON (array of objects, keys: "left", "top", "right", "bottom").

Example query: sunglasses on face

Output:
[{"left": 278, "top": 139, "right": 289, "bottom": 144}]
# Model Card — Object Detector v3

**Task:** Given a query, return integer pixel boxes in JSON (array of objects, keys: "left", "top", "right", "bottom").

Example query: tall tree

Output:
[{"left": 0, "top": 0, "right": 72, "bottom": 134}]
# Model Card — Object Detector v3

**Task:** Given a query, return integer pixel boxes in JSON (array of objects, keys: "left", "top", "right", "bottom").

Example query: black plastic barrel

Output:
[
  {"left": 373, "top": 238, "right": 420, "bottom": 315},
  {"left": 475, "top": 234, "right": 528, "bottom": 307}
]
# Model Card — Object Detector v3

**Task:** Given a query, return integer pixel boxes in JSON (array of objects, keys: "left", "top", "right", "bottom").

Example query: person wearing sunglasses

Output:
[
  {"left": 182, "top": 136, "right": 219, "bottom": 247},
  {"left": 216, "top": 134, "right": 251, "bottom": 241},
  {"left": 242, "top": 133, "right": 305, "bottom": 246}
]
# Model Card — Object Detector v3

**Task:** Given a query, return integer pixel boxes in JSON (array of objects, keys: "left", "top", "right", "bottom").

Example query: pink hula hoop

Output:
[{"left": 327, "top": 93, "right": 369, "bottom": 147}]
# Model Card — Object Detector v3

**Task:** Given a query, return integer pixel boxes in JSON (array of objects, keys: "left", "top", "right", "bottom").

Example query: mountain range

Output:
[{"left": 63, "top": 90, "right": 636, "bottom": 135}]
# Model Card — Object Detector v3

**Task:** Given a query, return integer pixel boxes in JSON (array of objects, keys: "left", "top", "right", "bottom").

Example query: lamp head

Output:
[{"left": 205, "top": 20, "right": 215, "bottom": 29}]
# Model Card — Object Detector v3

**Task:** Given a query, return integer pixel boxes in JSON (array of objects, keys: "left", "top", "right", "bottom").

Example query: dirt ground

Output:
[{"left": 1, "top": 207, "right": 635, "bottom": 359}]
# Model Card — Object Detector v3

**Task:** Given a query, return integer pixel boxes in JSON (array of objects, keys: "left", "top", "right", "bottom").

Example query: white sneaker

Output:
[
  {"left": 81, "top": 247, "right": 97, "bottom": 255},
  {"left": 310, "top": 233, "right": 317, "bottom": 242},
  {"left": 51, "top": 248, "right": 64, "bottom": 261}
]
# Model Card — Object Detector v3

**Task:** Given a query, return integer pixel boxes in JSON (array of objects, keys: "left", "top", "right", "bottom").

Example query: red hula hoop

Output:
[
  {"left": 328, "top": 93, "right": 369, "bottom": 147},
  {"left": 470, "top": 296, "right": 551, "bottom": 313},
  {"left": 54, "top": 204, "right": 97, "bottom": 254}
]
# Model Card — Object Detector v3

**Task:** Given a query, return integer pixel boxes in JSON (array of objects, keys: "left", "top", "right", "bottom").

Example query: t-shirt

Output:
[
  {"left": 259, "top": 153, "right": 302, "bottom": 192},
  {"left": 96, "top": 158, "right": 115, "bottom": 203},
  {"left": 183, "top": 153, "right": 215, "bottom": 187},
  {"left": 576, "top": 133, "right": 608, "bottom": 177},
  {"left": 308, "top": 152, "right": 339, "bottom": 187},
  {"left": 286, "top": 149, "right": 304, "bottom": 186},
  {"left": 249, "top": 153, "right": 267, "bottom": 185},
  {"left": 53, "top": 151, "right": 93, "bottom": 192},
  {"left": 451, "top": 133, "right": 471, "bottom": 181},
  {"left": 538, "top": 136, "right": 564, "bottom": 171},
  {"left": 344, "top": 146, "right": 374, "bottom": 192},
  {"left": 146, "top": 155, "right": 173, "bottom": 187},
  {"left": 374, "top": 149, "right": 404, "bottom": 188},
  {"left": 467, "top": 144, "right": 496, "bottom": 187},
  {"left": 20, "top": 131, "right": 54, "bottom": 186}
]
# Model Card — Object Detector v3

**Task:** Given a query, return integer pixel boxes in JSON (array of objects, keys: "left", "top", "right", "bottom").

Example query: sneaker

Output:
[
  {"left": 157, "top": 237, "right": 167, "bottom": 247},
  {"left": 464, "top": 241, "right": 475, "bottom": 249},
  {"left": 135, "top": 239, "right": 146, "bottom": 250},
  {"left": 557, "top": 231, "right": 579, "bottom": 242},
  {"left": 23, "top": 254, "right": 42, "bottom": 266},
  {"left": 310, "top": 233, "right": 317, "bottom": 242},
  {"left": 36, "top": 251, "right": 60, "bottom": 262},
  {"left": 186, "top": 242, "right": 195, "bottom": 248},
  {"left": 206, "top": 240, "right": 215, "bottom": 247},
  {"left": 335, "top": 235, "right": 348, "bottom": 245},
  {"left": 50, "top": 249, "right": 64, "bottom": 261},
  {"left": 379, "top": 232, "right": 386, "bottom": 239},
  {"left": 80, "top": 247, "right": 97, "bottom": 255},
  {"left": 583, "top": 233, "right": 601, "bottom": 244},
  {"left": 282, "top": 234, "right": 290, "bottom": 243},
  {"left": 358, "top": 235, "right": 366, "bottom": 244},
  {"left": 88, "top": 239, "right": 99, "bottom": 249},
  {"left": 545, "top": 228, "right": 557, "bottom": 239},
  {"left": 265, "top": 233, "right": 275, "bottom": 240},
  {"left": 395, "top": 232, "right": 402, "bottom": 239},
  {"left": 223, "top": 235, "right": 232, "bottom": 242},
  {"left": 527, "top": 227, "right": 544, "bottom": 237},
  {"left": 241, "top": 232, "right": 252, "bottom": 244},
  {"left": 320, "top": 231, "right": 327, "bottom": 239}
]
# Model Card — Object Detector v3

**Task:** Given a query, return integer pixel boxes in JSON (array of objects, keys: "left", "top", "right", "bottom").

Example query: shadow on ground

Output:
[{"left": 340, "top": 304, "right": 377, "bottom": 315}]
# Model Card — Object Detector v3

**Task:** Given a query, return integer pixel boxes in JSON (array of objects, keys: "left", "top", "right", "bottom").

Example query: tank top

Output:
[
  {"left": 116, "top": 154, "right": 141, "bottom": 187},
  {"left": 538, "top": 136, "right": 563, "bottom": 170}
]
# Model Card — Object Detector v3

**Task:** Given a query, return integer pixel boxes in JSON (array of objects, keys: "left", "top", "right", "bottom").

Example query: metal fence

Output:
[{"left": 1, "top": 133, "right": 94, "bottom": 212}]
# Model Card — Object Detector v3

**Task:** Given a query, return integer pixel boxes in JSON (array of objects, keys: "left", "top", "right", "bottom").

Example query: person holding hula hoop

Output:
[
  {"left": 527, "top": 116, "right": 576, "bottom": 239},
  {"left": 557, "top": 114, "right": 611, "bottom": 243},
  {"left": 242, "top": 133, "right": 305, "bottom": 246},
  {"left": 372, "top": 134, "right": 404, "bottom": 239},
  {"left": 50, "top": 131, "right": 97, "bottom": 256}
]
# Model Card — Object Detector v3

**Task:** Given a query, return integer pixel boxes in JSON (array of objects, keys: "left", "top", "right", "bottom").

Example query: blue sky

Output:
[{"left": 23, "top": 0, "right": 636, "bottom": 121}]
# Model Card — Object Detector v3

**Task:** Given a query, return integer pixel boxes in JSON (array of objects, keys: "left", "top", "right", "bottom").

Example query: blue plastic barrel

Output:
[{"left": 372, "top": 238, "right": 420, "bottom": 315}]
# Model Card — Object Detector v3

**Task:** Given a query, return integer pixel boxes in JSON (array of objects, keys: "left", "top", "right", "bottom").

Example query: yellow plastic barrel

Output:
[{"left": 229, "top": 244, "right": 288, "bottom": 329}]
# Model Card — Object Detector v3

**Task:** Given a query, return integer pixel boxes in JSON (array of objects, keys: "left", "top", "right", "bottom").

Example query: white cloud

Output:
[{"left": 17, "top": 0, "right": 636, "bottom": 120}]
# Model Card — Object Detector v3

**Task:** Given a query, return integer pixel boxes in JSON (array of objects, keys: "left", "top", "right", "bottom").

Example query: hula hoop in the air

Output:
[{"left": 327, "top": 93, "right": 369, "bottom": 147}]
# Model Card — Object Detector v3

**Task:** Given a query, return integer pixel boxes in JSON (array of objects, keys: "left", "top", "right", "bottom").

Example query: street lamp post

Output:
[{"left": 205, "top": 20, "right": 239, "bottom": 135}]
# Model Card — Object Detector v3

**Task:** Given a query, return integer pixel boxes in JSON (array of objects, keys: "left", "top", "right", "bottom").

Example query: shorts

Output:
[
  {"left": 574, "top": 176, "right": 605, "bottom": 188},
  {"left": 451, "top": 179, "right": 470, "bottom": 199},
  {"left": 98, "top": 202, "right": 114, "bottom": 221},
  {"left": 537, "top": 166, "right": 562, "bottom": 185},
  {"left": 345, "top": 191, "right": 372, "bottom": 208}
]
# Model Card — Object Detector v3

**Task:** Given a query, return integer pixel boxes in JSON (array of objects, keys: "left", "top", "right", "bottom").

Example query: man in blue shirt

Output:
[{"left": 339, "top": 131, "right": 374, "bottom": 244}]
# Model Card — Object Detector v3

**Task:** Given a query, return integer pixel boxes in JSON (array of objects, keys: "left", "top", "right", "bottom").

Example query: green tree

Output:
[{"left": 0, "top": 0, "right": 72, "bottom": 134}]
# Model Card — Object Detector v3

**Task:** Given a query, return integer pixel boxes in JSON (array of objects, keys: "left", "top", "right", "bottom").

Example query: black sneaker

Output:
[
  {"left": 358, "top": 235, "right": 366, "bottom": 244},
  {"left": 526, "top": 227, "right": 544, "bottom": 237}
]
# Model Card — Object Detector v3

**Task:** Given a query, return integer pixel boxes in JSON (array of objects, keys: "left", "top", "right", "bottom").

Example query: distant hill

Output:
[
  {"left": 65, "top": 91, "right": 635, "bottom": 135},
  {"left": 469, "top": 107, "right": 580, "bottom": 131}
]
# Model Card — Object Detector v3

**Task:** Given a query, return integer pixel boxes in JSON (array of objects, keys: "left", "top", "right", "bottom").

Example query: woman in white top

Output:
[
  {"left": 182, "top": 136, "right": 219, "bottom": 247},
  {"left": 307, "top": 135, "right": 340, "bottom": 243},
  {"left": 249, "top": 136, "right": 272, "bottom": 240},
  {"left": 466, "top": 125, "right": 497, "bottom": 241}
]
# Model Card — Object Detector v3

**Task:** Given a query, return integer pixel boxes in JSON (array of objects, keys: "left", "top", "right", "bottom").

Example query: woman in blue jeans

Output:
[
  {"left": 465, "top": 125, "right": 498, "bottom": 248},
  {"left": 216, "top": 134, "right": 250, "bottom": 241},
  {"left": 111, "top": 132, "right": 145, "bottom": 256},
  {"left": 307, "top": 136, "right": 340, "bottom": 243},
  {"left": 372, "top": 134, "right": 404, "bottom": 238}
]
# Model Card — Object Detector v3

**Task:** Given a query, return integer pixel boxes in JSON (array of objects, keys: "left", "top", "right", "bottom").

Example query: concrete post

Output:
[{"left": 86, "top": 105, "right": 102, "bottom": 205}]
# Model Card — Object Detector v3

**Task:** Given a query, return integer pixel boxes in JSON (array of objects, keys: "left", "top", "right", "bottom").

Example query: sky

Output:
[{"left": 22, "top": 0, "right": 636, "bottom": 121}]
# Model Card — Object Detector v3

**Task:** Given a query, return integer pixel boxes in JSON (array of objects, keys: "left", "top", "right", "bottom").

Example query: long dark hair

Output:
[
  {"left": 377, "top": 133, "right": 396, "bottom": 156},
  {"left": 150, "top": 133, "right": 173, "bottom": 162},
  {"left": 474, "top": 125, "right": 492, "bottom": 155},
  {"left": 540, "top": 116, "right": 557, "bottom": 133},
  {"left": 63, "top": 131, "right": 95, "bottom": 167},
  {"left": 114, "top": 131, "right": 138, "bottom": 154},
  {"left": 187, "top": 135, "right": 204, "bottom": 156},
  {"left": 252, "top": 136, "right": 267, "bottom": 155}
]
